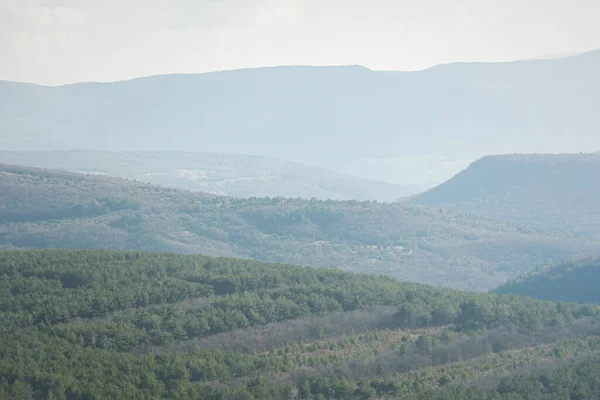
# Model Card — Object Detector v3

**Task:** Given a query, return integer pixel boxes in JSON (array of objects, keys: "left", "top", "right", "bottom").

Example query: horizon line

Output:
[{"left": 1, "top": 48, "right": 597, "bottom": 88}]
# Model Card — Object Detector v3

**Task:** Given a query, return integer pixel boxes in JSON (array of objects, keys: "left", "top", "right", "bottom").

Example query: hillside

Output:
[
  {"left": 1, "top": 163, "right": 599, "bottom": 291},
  {"left": 0, "top": 150, "right": 422, "bottom": 202},
  {"left": 494, "top": 258, "right": 600, "bottom": 304},
  {"left": 2, "top": 249, "right": 600, "bottom": 399},
  {"left": 410, "top": 152, "right": 600, "bottom": 237},
  {"left": 1, "top": 50, "right": 600, "bottom": 180}
]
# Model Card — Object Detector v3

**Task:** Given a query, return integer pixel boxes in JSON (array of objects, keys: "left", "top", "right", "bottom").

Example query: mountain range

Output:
[{"left": 2, "top": 50, "right": 599, "bottom": 183}]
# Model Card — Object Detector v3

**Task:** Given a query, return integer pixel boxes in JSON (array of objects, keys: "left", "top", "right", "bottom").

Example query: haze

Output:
[{"left": 2, "top": 0, "right": 600, "bottom": 85}]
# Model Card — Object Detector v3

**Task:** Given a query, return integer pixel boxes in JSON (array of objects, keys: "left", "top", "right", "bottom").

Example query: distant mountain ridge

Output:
[
  {"left": 493, "top": 258, "right": 600, "bottom": 304},
  {"left": 1, "top": 50, "right": 599, "bottom": 179},
  {"left": 0, "top": 151, "right": 422, "bottom": 201},
  {"left": 410, "top": 152, "right": 600, "bottom": 237}
]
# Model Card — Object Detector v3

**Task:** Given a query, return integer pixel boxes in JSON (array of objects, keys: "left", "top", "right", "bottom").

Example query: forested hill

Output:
[
  {"left": 2, "top": 163, "right": 598, "bottom": 291},
  {"left": 2, "top": 249, "right": 600, "bottom": 399},
  {"left": 2, "top": 50, "right": 600, "bottom": 171},
  {"left": 494, "top": 258, "right": 600, "bottom": 304},
  {"left": 410, "top": 152, "right": 600, "bottom": 236}
]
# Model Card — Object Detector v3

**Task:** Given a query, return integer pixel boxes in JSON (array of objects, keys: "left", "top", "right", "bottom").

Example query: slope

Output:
[
  {"left": 0, "top": 150, "right": 422, "bottom": 201},
  {"left": 2, "top": 249, "right": 600, "bottom": 399},
  {"left": 1, "top": 50, "right": 599, "bottom": 173},
  {"left": 493, "top": 258, "right": 600, "bottom": 304},
  {"left": 410, "top": 152, "right": 600, "bottom": 237},
  {"left": 1, "top": 163, "right": 598, "bottom": 291}
]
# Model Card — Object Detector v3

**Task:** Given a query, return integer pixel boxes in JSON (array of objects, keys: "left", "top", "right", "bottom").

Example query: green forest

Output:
[
  {"left": 2, "top": 249, "right": 600, "bottom": 399},
  {"left": 494, "top": 258, "right": 600, "bottom": 304},
  {"left": 2, "top": 164, "right": 598, "bottom": 292}
]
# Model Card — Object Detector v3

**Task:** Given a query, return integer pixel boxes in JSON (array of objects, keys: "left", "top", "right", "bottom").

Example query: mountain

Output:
[
  {"left": 1, "top": 163, "right": 598, "bottom": 291},
  {"left": 410, "top": 152, "right": 600, "bottom": 237},
  {"left": 0, "top": 150, "right": 422, "bottom": 201},
  {"left": 493, "top": 258, "right": 600, "bottom": 304},
  {"left": 1, "top": 50, "right": 600, "bottom": 180},
  {"left": 2, "top": 249, "right": 600, "bottom": 399}
]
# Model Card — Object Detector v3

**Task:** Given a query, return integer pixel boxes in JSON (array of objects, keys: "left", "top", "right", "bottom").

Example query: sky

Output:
[{"left": 1, "top": 0, "right": 599, "bottom": 85}]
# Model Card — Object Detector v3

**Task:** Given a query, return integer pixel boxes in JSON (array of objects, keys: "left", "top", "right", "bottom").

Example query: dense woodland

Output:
[
  {"left": 494, "top": 258, "right": 600, "bottom": 305},
  {"left": 2, "top": 249, "right": 600, "bottom": 399},
  {"left": 2, "top": 164, "right": 598, "bottom": 291}
]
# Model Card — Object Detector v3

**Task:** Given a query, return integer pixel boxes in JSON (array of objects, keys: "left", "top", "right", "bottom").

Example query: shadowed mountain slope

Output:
[
  {"left": 494, "top": 258, "right": 600, "bottom": 304},
  {"left": 411, "top": 152, "right": 600, "bottom": 237}
]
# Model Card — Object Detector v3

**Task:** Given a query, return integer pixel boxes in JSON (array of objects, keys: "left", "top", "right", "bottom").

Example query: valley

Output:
[{"left": 0, "top": 150, "right": 422, "bottom": 202}]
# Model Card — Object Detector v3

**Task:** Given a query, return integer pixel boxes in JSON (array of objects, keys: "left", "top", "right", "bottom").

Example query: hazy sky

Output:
[{"left": 1, "top": 0, "right": 599, "bottom": 85}]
